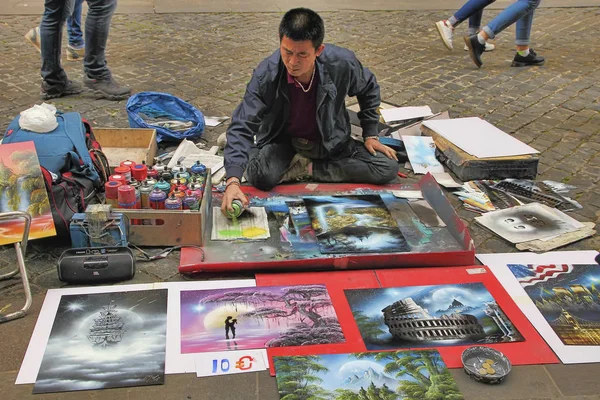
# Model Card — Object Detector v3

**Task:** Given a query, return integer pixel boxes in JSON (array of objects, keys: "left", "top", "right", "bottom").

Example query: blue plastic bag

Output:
[{"left": 126, "top": 91, "right": 205, "bottom": 143}]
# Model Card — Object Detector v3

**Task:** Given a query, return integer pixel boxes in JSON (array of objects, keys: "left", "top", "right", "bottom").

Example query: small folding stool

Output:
[{"left": 0, "top": 211, "right": 32, "bottom": 324}]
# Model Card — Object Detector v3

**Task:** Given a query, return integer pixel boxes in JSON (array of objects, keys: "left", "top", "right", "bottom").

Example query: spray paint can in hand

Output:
[
  {"left": 149, "top": 188, "right": 167, "bottom": 210},
  {"left": 226, "top": 199, "right": 245, "bottom": 219},
  {"left": 165, "top": 194, "right": 182, "bottom": 210}
]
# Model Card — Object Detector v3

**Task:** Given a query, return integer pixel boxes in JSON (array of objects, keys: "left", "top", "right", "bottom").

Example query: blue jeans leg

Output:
[
  {"left": 84, "top": 0, "right": 117, "bottom": 80},
  {"left": 67, "top": 0, "right": 85, "bottom": 48},
  {"left": 483, "top": 0, "right": 541, "bottom": 44},
  {"left": 41, "top": 0, "right": 75, "bottom": 86},
  {"left": 451, "top": 0, "right": 496, "bottom": 26}
]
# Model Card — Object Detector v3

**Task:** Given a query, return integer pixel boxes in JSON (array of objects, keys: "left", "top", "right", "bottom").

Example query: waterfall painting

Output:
[
  {"left": 0, "top": 142, "right": 55, "bottom": 245},
  {"left": 303, "top": 195, "right": 408, "bottom": 254},
  {"left": 180, "top": 285, "right": 345, "bottom": 353},
  {"left": 33, "top": 289, "right": 168, "bottom": 394}
]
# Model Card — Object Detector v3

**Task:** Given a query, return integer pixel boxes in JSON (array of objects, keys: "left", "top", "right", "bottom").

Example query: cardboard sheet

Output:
[
  {"left": 478, "top": 251, "right": 600, "bottom": 364},
  {"left": 423, "top": 117, "right": 539, "bottom": 158}
]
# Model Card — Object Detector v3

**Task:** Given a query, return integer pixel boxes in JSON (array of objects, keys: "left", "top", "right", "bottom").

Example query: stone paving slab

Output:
[{"left": 0, "top": 6, "right": 599, "bottom": 400}]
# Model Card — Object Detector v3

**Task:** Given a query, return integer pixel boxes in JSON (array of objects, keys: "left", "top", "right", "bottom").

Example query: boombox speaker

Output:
[{"left": 57, "top": 247, "right": 135, "bottom": 284}]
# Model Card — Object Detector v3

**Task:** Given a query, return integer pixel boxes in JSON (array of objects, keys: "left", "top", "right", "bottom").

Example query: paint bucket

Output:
[
  {"left": 105, "top": 181, "right": 121, "bottom": 206},
  {"left": 109, "top": 174, "right": 127, "bottom": 186},
  {"left": 131, "top": 161, "right": 148, "bottom": 181},
  {"left": 114, "top": 166, "right": 131, "bottom": 182}
]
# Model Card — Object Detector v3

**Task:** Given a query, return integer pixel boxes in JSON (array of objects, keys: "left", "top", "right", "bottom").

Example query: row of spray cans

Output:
[{"left": 105, "top": 159, "right": 208, "bottom": 213}]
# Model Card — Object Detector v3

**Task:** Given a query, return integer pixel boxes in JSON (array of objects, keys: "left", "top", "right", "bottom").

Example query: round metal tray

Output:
[{"left": 461, "top": 346, "right": 512, "bottom": 384}]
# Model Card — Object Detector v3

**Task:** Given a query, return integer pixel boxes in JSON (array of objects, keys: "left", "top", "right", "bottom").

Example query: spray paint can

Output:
[
  {"left": 154, "top": 178, "right": 171, "bottom": 195},
  {"left": 129, "top": 178, "right": 141, "bottom": 190},
  {"left": 118, "top": 185, "right": 137, "bottom": 209},
  {"left": 149, "top": 188, "right": 167, "bottom": 210},
  {"left": 105, "top": 181, "right": 121, "bottom": 206},
  {"left": 188, "top": 187, "right": 203, "bottom": 200},
  {"left": 152, "top": 159, "right": 166, "bottom": 173},
  {"left": 191, "top": 161, "right": 207, "bottom": 177},
  {"left": 139, "top": 181, "right": 154, "bottom": 209},
  {"left": 120, "top": 160, "right": 137, "bottom": 170},
  {"left": 147, "top": 168, "right": 159, "bottom": 180},
  {"left": 114, "top": 166, "right": 131, "bottom": 182},
  {"left": 145, "top": 177, "right": 158, "bottom": 187},
  {"left": 170, "top": 177, "right": 187, "bottom": 189},
  {"left": 171, "top": 160, "right": 186, "bottom": 175},
  {"left": 171, "top": 188, "right": 186, "bottom": 200},
  {"left": 160, "top": 170, "right": 174, "bottom": 182},
  {"left": 109, "top": 174, "right": 127, "bottom": 186},
  {"left": 131, "top": 161, "right": 148, "bottom": 181},
  {"left": 174, "top": 170, "right": 191, "bottom": 181},
  {"left": 182, "top": 190, "right": 200, "bottom": 210},
  {"left": 189, "top": 177, "right": 204, "bottom": 190},
  {"left": 226, "top": 199, "right": 245, "bottom": 219},
  {"left": 165, "top": 194, "right": 182, "bottom": 210}
]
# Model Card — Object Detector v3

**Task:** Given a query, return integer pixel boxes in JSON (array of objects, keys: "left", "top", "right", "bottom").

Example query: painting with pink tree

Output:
[{"left": 180, "top": 285, "right": 345, "bottom": 353}]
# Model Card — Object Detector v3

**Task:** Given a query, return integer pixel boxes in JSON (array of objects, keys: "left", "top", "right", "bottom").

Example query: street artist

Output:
[{"left": 221, "top": 7, "right": 399, "bottom": 215}]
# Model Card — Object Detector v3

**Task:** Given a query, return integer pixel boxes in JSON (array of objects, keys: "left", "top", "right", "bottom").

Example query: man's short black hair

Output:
[{"left": 279, "top": 8, "right": 325, "bottom": 49}]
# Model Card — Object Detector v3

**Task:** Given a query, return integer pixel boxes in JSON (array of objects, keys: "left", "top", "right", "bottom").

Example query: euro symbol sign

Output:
[{"left": 235, "top": 356, "right": 253, "bottom": 370}]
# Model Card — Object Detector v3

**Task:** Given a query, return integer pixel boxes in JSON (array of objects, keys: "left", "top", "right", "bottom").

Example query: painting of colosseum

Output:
[{"left": 345, "top": 283, "right": 523, "bottom": 350}]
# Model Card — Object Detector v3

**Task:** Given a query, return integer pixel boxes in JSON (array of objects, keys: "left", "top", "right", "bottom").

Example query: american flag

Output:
[{"left": 507, "top": 264, "right": 573, "bottom": 288}]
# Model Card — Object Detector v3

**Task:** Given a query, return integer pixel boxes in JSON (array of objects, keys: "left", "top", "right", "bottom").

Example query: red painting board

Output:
[
  {"left": 374, "top": 266, "right": 559, "bottom": 368},
  {"left": 179, "top": 176, "right": 475, "bottom": 274},
  {"left": 256, "top": 270, "right": 380, "bottom": 376}
]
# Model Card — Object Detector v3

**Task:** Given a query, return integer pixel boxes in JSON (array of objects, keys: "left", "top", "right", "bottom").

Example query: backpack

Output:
[{"left": 3, "top": 112, "right": 110, "bottom": 236}]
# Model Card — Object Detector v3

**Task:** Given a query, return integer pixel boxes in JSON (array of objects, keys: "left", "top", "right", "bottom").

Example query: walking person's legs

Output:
[
  {"left": 83, "top": 0, "right": 131, "bottom": 99},
  {"left": 435, "top": 0, "right": 495, "bottom": 51},
  {"left": 66, "top": 0, "right": 85, "bottom": 61}
]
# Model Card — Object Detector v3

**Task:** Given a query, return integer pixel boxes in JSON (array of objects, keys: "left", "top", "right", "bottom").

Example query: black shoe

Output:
[
  {"left": 83, "top": 75, "right": 131, "bottom": 100},
  {"left": 464, "top": 35, "right": 485, "bottom": 68},
  {"left": 512, "top": 48, "right": 545, "bottom": 67},
  {"left": 40, "top": 80, "right": 83, "bottom": 100}
]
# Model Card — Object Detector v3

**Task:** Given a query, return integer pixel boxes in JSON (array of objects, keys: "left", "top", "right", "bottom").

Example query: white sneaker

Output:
[
  {"left": 464, "top": 42, "right": 495, "bottom": 52},
  {"left": 435, "top": 20, "right": 454, "bottom": 51}
]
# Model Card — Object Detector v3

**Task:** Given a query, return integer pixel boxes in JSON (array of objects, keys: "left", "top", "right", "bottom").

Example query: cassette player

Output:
[{"left": 57, "top": 247, "right": 135, "bottom": 284}]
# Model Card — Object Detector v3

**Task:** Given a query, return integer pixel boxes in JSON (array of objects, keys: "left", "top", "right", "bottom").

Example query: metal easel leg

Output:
[{"left": 0, "top": 211, "right": 32, "bottom": 324}]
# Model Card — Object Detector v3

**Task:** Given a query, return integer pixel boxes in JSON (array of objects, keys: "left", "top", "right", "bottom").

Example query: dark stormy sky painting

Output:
[{"left": 33, "top": 289, "right": 168, "bottom": 394}]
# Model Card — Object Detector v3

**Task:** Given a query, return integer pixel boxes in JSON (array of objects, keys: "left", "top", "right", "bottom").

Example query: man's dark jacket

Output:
[{"left": 224, "top": 44, "right": 381, "bottom": 180}]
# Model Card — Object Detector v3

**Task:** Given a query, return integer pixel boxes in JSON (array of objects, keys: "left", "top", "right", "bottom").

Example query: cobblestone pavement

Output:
[{"left": 0, "top": 8, "right": 599, "bottom": 398}]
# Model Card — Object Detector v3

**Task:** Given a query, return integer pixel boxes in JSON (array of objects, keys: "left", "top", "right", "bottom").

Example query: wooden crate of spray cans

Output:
[{"left": 110, "top": 158, "right": 211, "bottom": 246}]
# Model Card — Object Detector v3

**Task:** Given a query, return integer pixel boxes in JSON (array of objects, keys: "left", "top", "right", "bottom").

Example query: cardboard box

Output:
[
  {"left": 94, "top": 128, "right": 158, "bottom": 168},
  {"left": 421, "top": 126, "right": 539, "bottom": 181},
  {"left": 115, "top": 170, "right": 212, "bottom": 247}
]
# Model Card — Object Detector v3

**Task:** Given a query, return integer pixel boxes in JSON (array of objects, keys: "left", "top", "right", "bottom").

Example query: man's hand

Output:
[
  {"left": 221, "top": 179, "right": 249, "bottom": 216},
  {"left": 364, "top": 137, "right": 398, "bottom": 161}
]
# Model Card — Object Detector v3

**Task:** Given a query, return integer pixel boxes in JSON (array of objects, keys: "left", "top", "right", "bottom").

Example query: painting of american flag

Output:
[{"left": 507, "top": 264, "right": 600, "bottom": 346}]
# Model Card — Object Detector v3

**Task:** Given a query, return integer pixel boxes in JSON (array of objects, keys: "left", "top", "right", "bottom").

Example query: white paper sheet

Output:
[
  {"left": 431, "top": 172, "right": 462, "bottom": 189},
  {"left": 211, "top": 207, "right": 270, "bottom": 240},
  {"left": 391, "top": 190, "right": 423, "bottom": 199},
  {"left": 154, "top": 280, "right": 256, "bottom": 375},
  {"left": 477, "top": 251, "right": 600, "bottom": 364},
  {"left": 167, "top": 139, "right": 225, "bottom": 172},
  {"left": 475, "top": 203, "right": 583, "bottom": 244},
  {"left": 204, "top": 116, "right": 229, "bottom": 127},
  {"left": 402, "top": 136, "right": 444, "bottom": 174},
  {"left": 423, "top": 117, "right": 539, "bottom": 158},
  {"left": 380, "top": 106, "right": 433, "bottom": 124}
]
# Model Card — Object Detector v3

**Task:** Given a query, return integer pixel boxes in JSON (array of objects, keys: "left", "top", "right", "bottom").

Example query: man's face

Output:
[{"left": 280, "top": 36, "right": 324, "bottom": 80}]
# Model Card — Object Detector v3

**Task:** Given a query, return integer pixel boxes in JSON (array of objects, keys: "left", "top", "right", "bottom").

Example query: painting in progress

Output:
[
  {"left": 0, "top": 142, "right": 56, "bottom": 245},
  {"left": 211, "top": 206, "right": 270, "bottom": 240},
  {"left": 508, "top": 263, "right": 600, "bottom": 346},
  {"left": 180, "top": 285, "right": 345, "bottom": 353},
  {"left": 274, "top": 350, "right": 463, "bottom": 400},
  {"left": 33, "top": 289, "right": 168, "bottom": 394},
  {"left": 303, "top": 194, "right": 408, "bottom": 254},
  {"left": 345, "top": 283, "right": 523, "bottom": 350}
]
